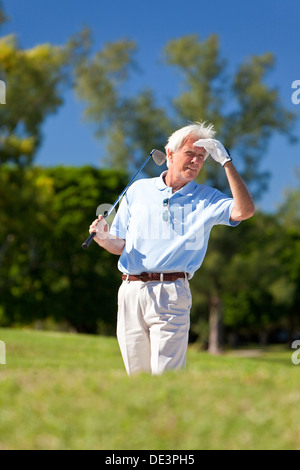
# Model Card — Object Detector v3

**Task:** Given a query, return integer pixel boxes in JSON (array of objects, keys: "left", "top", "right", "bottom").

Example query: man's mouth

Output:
[{"left": 185, "top": 166, "right": 198, "bottom": 172}]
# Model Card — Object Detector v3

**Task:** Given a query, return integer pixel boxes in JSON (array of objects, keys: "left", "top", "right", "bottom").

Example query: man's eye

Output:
[{"left": 186, "top": 152, "right": 204, "bottom": 158}]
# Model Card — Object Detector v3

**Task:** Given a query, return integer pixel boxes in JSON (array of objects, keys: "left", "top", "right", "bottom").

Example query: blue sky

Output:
[{"left": 1, "top": 0, "right": 299, "bottom": 213}]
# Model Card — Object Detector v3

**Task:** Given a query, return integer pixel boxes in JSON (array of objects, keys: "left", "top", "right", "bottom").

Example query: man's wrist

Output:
[
  {"left": 223, "top": 158, "right": 233, "bottom": 167},
  {"left": 94, "top": 234, "right": 109, "bottom": 247}
]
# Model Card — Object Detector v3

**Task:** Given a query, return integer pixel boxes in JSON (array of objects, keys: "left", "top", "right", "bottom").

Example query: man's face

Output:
[{"left": 167, "top": 136, "right": 206, "bottom": 183}]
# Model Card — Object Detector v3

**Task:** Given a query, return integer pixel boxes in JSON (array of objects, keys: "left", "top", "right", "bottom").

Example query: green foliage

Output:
[
  {"left": 164, "top": 34, "right": 225, "bottom": 125},
  {"left": 74, "top": 39, "right": 171, "bottom": 171},
  {"left": 0, "top": 23, "right": 89, "bottom": 168},
  {"left": 190, "top": 208, "right": 300, "bottom": 346},
  {"left": 0, "top": 36, "right": 66, "bottom": 166},
  {"left": 0, "top": 166, "right": 127, "bottom": 333}
]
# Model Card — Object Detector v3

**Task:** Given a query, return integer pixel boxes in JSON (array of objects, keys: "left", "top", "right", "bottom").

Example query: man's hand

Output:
[
  {"left": 89, "top": 215, "right": 109, "bottom": 240},
  {"left": 88, "top": 215, "right": 125, "bottom": 254},
  {"left": 194, "top": 138, "right": 232, "bottom": 167}
]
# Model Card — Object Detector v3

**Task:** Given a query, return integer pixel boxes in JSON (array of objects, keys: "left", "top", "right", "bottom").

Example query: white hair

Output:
[{"left": 165, "top": 121, "right": 216, "bottom": 166}]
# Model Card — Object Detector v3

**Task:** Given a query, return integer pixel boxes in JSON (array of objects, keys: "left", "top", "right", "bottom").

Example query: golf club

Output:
[{"left": 81, "top": 149, "right": 167, "bottom": 249}]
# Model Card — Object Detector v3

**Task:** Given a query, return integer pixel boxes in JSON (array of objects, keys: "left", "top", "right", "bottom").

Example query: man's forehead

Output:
[{"left": 181, "top": 137, "right": 205, "bottom": 152}]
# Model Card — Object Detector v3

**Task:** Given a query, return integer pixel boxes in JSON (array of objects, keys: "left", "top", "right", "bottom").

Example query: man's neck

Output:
[{"left": 164, "top": 171, "right": 189, "bottom": 193}]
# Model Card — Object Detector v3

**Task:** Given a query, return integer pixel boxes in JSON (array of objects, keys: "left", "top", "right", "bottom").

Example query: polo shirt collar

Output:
[
  {"left": 155, "top": 171, "right": 168, "bottom": 190},
  {"left": 155, "top": 171, "right": 197, "bottom": 196}
]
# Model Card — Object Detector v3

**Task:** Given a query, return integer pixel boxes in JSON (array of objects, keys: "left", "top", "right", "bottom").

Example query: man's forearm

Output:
[
  {"left": 224, "top": 161, "right": 255, "bottom": 221},
  {"left": 94, "top": 235, "right": 125, "bottom": 255}
]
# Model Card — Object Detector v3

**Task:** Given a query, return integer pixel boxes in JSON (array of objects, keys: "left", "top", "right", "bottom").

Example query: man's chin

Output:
[{"left": 184, "top": 169, "right": 199, "bottom": 180}]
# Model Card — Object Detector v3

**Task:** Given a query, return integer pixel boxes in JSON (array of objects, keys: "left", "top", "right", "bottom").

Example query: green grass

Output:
[{"left": 0, "top": 327, "right": 299, "bottom": 450}]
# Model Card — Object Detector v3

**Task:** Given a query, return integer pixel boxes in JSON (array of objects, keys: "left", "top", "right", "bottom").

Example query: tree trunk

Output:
[{"left": 208, "top": 295, "right": 223, "bottom": 354}]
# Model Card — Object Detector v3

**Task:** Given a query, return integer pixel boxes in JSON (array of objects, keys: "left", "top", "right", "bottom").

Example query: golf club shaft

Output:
[{"left": 81, "top": 151, "right": 154, "bottom": 249}]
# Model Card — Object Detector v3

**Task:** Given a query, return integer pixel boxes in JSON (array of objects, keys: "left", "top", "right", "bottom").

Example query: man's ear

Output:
[{"left": 167, "top": 149, "right": 174, "bottom": 165}]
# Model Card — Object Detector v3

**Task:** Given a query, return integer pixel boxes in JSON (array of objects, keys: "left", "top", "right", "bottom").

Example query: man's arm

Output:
[
  {"left": 89, "top": 216, "right": 125, "bottom": 255},
  {"left": 224, "top": 161, "right": 255, "bottom": 221},
  {"left": 94, "top": 234, "right": 125, "bottom": 255}
]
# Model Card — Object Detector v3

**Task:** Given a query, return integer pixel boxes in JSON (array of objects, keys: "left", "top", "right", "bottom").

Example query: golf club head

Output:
[{"left": 151, "top": 149, "right": 167, "bottom": 166}]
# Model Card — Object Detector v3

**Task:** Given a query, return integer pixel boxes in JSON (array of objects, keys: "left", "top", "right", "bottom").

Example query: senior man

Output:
[{"left": 89, "top": 122, "right": 255, "bottom": 375}]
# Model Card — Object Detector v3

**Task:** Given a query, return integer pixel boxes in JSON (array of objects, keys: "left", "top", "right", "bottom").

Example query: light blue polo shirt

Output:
[{"left": 110, "top": 172, "right": 239, "bottom": 279}]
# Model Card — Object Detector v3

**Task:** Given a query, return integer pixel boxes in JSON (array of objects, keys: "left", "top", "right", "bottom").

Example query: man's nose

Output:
[{"left": 191, "top": 155, "right": 201, "bottom": 164}]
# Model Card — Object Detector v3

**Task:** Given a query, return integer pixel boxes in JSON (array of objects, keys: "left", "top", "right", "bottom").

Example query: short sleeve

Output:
[
  {"left": 109, "top": 194, "right": 130, "bottom": 239},
  {"left": 209, "top": 190, "right": 240, "bottom": 227}
]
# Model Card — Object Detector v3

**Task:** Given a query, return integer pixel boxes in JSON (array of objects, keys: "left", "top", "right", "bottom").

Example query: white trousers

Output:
[{"left": 117, "top": 278, "right": 192, "bottom": 375}]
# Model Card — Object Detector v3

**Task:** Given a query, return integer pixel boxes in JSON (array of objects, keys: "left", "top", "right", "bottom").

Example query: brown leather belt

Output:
[{"left": 122, "top": 272, "right": 187, "bottom": 282}]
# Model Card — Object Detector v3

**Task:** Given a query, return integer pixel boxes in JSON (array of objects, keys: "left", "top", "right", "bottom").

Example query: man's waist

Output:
[{"left": 122, "top": 272, "right": 188, "bottom": 282}]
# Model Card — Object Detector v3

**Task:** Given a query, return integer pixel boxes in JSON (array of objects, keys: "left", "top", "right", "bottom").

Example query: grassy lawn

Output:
[{"left": 0, "top": 327, "right": 299, "bottom": 450}]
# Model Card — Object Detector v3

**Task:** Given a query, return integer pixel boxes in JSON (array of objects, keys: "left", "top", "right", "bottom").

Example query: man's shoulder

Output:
[
  {"left": 126, "top": 176, "right": 158, "bottom": 198},
  {"left": 193, "top": 182, "right": 231, "bottom": 203},
  {"left": 130, "top": 176, "right": 157, "bottom": 190},
  {"left": 193, "top": 182, "right": 217, "bottom": 196}
]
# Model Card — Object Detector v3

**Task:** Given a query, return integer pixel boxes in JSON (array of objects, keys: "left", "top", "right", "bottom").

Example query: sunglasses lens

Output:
[
  {"left": 162, "top": 198, "right": 169, "bottom": 222},
  {"left": 162, "top": 210, "right": 169, "bottom": 222}
]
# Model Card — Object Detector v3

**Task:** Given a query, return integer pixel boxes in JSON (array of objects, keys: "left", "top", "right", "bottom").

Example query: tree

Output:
[
  {"left": 0, "top": 164, "right": 127, "bottom": 333},
  {"left": 0, "top": 14, "right": 89, "bottom": 167},
  {"left": 74, "top": 39, "right": 172, "bottom": 172},
  {"left": 163, "top": 34, "right": 296, "bottom": 199},
  {"left": 276, "top": 173, "right": 300, "bottom": 341},
  {"left": 221, "top": 213, "right": 289, "bottom": 345},
  {"left": 189, "top": 210, "right": 300, "bottom": 349},
  {"left": 0, "top": 166, "right": 57, "bottom": 325},
  {"left": 43, "top": 165, "right": 128, "bottom": 333}
]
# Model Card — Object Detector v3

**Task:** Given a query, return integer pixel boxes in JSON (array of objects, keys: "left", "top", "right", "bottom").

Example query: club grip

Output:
[{"left": 81, "top": 232, "right": 96, "bottom": 250}]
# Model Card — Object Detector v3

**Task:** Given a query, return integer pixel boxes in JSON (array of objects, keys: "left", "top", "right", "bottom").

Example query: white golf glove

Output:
[{"left": 194, "top": 138, "right": 232, "bottom": 167}]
